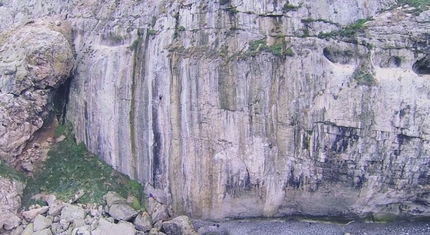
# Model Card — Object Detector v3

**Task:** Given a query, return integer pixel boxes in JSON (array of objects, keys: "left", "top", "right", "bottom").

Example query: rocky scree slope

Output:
[{"left": 1, "top": 0, "right": 430, "bottom": 221}]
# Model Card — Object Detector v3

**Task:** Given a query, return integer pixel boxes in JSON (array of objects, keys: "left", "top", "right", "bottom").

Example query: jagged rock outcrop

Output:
[
  {"left": 0, "top": 176, "right": 25, "bottom": 233},
  {"left": 2, "top": 0, "right": 430, "bottom": 221},
  {"left": 0, "top": 18, "right": 74, "bottom": 163}
]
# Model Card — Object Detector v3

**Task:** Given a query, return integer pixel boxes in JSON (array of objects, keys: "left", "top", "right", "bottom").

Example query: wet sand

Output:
[{"left": 196, "top": 218, "right": 430, "bottom": 235}]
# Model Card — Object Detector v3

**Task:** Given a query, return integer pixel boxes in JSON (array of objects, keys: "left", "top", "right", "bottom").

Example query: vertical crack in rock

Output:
[
  {"left": 54, "top": 75, "right": 73, "bottom": 125},
  {"left": 168, "top": 50, "right": 184, "bottom": 215},
  {"left": 130, "top": 29, "right": 149, "bottom": 180}
]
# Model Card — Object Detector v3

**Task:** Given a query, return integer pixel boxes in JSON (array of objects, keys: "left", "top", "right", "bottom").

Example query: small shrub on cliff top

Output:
[{"left": 22, "top": 123, "right": 144, "bottom": 209}]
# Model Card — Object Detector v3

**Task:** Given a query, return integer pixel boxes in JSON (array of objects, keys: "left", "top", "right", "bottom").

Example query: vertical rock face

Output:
[{"left": 3, "top": 0, "right": 430, "bottom": 220}]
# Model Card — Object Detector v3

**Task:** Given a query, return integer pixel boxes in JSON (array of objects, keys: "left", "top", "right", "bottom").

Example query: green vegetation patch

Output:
[
  {"left": 178, "top": 26, "right": 186, "bottom": 31},
  {"left": 283, "top": 1, "right": 300, "bottom": 12},
  {"left": 353, "top": 70, "right": 375, "bottom": 86},
  {"left": 129, "top": 37, "right": 143, "bottom": 51},
  {"left": 247, "top": 38, "right": 294, "bottom": 57},
  {"left": 318, "top": 17, "right": 374, "bottom": 39},
  {"left": 227, "top": 6, "right": 239, "bottom": 14},
  {"left": 399, "top": 0, "right": 430, "bottom": 8},
  {"left": 0, "top": 159, "right": 26, "bottom": 182},
  {"left": 22, "top": 124, "right": 144, "bottom": 210}
]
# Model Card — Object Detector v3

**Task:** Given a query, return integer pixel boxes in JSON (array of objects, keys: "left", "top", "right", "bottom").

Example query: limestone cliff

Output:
[{"left": 2, "top": 0, "right": 430, "bottom": 221}]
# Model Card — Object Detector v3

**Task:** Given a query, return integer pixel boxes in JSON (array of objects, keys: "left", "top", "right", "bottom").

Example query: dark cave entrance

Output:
[{"left": 53, "top": 75, "right": 73, "bottom": 124}]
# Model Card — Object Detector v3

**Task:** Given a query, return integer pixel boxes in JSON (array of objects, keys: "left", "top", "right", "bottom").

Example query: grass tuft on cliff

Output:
[
  {"left": 22, "top": 123, "right": 144, "bottom": 210},
  {"left": 399, "top": 0, "right": 430, "bottom": 8},
  {"left": 318, "top": 17, "right": 374, "bottom": 39},
  {"left": 0, "top": 159, "right": 26, "bottom": 182}
]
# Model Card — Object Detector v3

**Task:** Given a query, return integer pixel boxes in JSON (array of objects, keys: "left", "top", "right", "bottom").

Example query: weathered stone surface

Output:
[
  {"left": 61, "top": 205, "right": 85, "bottom": 223},
  {"left": 72, "top": 219, "right": 85, "bottom": 228},
  {"left": 55, "top": 219, "right": 70, "bottom": 234},
  {"left": 0, "top": 18, "right": 74, "bottom": 162},
  {"left": 71, "top": 225, "right": 91, "bottom": 235},
  {"left": 134, "top": 212, "right": 152, "bottom": 232},
  {"left": 149, "top": 227, "right": 166, "bottom": 235},
  {"left": 33, "top": 215, "right": 52, "bottom": 232},
  {"left": 162, "top": 216, "right": 197, "bottom": 235},
  {"left": 0, "top": 212, "right": 21, "bottom": 231},
  {"left": 0, "top": 176, "right": 24, "bottom": 233},
  {"left": 47, "top": 200, "right": 65, "bottom": 216},
  {"left": 32, "top": 228, "right": 53, "bottom": 235},
  {"left": 20, "top": 223, "right": 33, "bottom": 235},
  {"left": 108, "top": 203, "right": 138, "bottom": 221},
  {"left": 148, "top": 198, "right": 169, "bottom": 224},
  {"left": 0, "top": 177, "right": 24, "bottom": 213},
  {"left": 104, "top": 191, "right": 127, "bottom": 207},
  {"left": 92, "top": 218, "right": 135, "bottom": 235},
  {"left": 22, "top": 206, "right": 49, "bottom": 221}
]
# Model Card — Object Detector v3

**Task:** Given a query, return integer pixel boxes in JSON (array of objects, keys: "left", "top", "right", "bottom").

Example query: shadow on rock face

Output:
[
  {"left": 323, "top": 47, "right": 356, "bottom": 65},
  {"left": 413, "top": 55, "right": 430, "bottom": 74}
]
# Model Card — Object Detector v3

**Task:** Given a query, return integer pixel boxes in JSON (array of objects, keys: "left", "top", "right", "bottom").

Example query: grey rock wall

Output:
[{"left": 2, "top": 0, "right": 430, "bottom": 220}]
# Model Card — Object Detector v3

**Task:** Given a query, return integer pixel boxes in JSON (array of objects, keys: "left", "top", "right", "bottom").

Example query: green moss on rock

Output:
[{"left": 0, "top": 159, "right": 25, "bottom": 182}]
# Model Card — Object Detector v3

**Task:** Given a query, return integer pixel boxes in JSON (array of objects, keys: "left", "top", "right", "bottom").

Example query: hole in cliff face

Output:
[
  {"left": 53, "top": 75, "right": 73, "bottom": 124},
  {"left": 323, "top": 47, "right": 355, "bottom": 64},
  {"left": 413, "top": 55, "right": 430, "bottom": 75},
  {"left": 380, "top": 56, "right": 402, "bottom": 68},
  {"left": 391, "top": 56, "right": 402, "bottom": 67}
]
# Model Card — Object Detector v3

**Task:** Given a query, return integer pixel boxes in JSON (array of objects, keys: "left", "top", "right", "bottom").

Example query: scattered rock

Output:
[
  {"left": 149, "top": 227, "right": 166, "bottom": 235},
  {"left": 92, "top": 218, "right": 136, "bottom": 235},
  {"left": 20, "top": 223, "right": 33, "bottom": 235},
  {"left": 108, "top": 203, "right": 138, "bottom": 221},
  {"left": 149, "top": 198, "right": 170, "bottom": 223},
  {"left": 69, "top": 189, "right": 85, "bottom": 203},
  {"left": 33, "top": 228, "right": 53, "bottom": 235},
  {"left": 0, "top": 211, "right": 21, "bottom": 231},
  {"left": 104, "top": 191, "right": 127, "bottom": 206},
  {"left": 33, "top": 215, "right": 52, "bottom": 231},
  {"left": 134, "top": 212, "right": 152, "bottom": 232},
  {"left": 72, "top": 219, "right": 85, "bottom": 228},
  {"left": 154, "top": 220, "right": 163, "bottom": 230},
  {"left": 47, "top": 200, "right": 65, "bottom": 216},
  {"left": 22, "top": 206, "right": 49, "bottom": 221},
  {"left": 71, "top": 225, "right": 91, "bottom": 235},
  {"left": 162, "top": 216, "right": 198, "bottom": 235},
  {"left": 20, "top": 161, "right": 34, "bottom": 172},
  {"left": 56, "top": 219, "right": 70, "bottom": 233},
  {"left": 55, "top": 135, "right": 66, "bottom": 143},
  {"left": 61, "top": 205, "right": 85, "bottom": 222}
]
